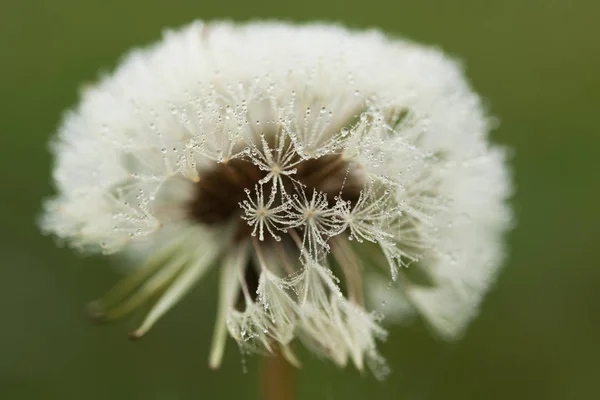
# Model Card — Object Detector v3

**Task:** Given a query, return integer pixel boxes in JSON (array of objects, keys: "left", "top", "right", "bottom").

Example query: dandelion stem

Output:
[{"left": 261, "top": 348, "right": 294, "bottom": 400}]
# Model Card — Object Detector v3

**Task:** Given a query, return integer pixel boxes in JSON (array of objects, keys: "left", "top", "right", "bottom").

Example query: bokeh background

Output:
[{"left": 1, "top": 1, "right": 598, "bottom": 399}]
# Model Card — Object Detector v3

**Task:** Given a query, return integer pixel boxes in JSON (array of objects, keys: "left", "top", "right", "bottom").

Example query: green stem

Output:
[{"left": 262, "top": 349, "right": 294, "bottom": 400}]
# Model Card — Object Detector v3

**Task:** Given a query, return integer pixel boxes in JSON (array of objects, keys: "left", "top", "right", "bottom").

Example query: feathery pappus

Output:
[{"left": 40, "top": 21, "right": 512, "bottom": 378}]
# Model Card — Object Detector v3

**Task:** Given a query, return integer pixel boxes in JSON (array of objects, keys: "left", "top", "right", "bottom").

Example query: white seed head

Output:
[{"left": 40, "top": 21, "right": 512, "bottom": 377}]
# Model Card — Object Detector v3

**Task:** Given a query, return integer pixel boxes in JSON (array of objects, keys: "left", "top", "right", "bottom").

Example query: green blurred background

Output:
[{"left": 1, "top": 1, "right": 598, "bottom": 399}]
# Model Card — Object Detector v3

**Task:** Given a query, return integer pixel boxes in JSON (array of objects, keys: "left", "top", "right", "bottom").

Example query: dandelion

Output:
[{"left": 40, "top": 20, "right": 512, "bottom": 387}]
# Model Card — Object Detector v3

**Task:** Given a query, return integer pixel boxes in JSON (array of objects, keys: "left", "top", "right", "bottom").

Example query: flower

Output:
[{"left": 40, "top": 21, "right": 512, "bottom": 378}]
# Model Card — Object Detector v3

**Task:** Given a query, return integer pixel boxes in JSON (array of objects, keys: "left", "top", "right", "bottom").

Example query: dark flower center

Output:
[{"left": 189, "top": 155, "right": 362, "bottom": 228}]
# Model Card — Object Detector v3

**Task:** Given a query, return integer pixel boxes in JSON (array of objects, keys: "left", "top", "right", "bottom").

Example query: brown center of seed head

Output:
[{"left": 189, "top": 154, "right": 363, "bottom": 232}]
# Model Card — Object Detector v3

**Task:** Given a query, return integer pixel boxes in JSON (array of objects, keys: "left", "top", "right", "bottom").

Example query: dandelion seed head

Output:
[{"left": 40, "top": 21, "right": 512, "bottom": 376}]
